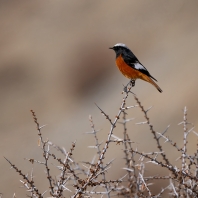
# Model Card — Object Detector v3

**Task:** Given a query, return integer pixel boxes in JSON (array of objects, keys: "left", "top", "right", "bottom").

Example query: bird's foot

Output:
[
  {"left": 123, "top": 80, "right": 136, "bottom": 94},
  {"left": 130, "top": 79, "right": 135, "bottom": 87}
]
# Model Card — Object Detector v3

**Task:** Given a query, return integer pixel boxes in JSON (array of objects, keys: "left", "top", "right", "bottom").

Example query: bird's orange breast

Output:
[{"left": 115, "top": 55, "right": 141, "bottom": 79}]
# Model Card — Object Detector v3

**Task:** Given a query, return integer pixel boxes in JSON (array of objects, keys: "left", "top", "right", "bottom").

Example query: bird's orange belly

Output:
[{"left": 115, "top": 55, "right": 141, "bottom": 79}]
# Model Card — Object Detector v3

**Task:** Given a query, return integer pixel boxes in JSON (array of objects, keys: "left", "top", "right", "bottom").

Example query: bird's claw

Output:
[
  {"left": 130, "top": 80, "right": 135, "bottom": 87},
  {"left": 123, "top": 79, "right": 136, "bottom": 93}
]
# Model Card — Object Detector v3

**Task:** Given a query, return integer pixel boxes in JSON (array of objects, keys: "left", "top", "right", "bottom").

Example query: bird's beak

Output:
[{"left": 109, "top": 47, "right": 113, "bottom": 49}]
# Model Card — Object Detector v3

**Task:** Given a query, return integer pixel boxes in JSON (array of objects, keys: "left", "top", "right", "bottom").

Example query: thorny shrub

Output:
[{"left": 5, "top": 83, "right": 198, "bottom": 198}]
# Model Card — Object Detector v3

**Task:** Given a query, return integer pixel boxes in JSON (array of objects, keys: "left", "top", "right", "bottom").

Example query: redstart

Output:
[{"left": 109, "top": 43, "right": 162, "bottom": 93}]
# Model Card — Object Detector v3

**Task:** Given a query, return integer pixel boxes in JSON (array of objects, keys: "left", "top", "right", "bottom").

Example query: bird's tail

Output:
[{"left": 142, "top": 75, "right": 163, "bottom": 93}]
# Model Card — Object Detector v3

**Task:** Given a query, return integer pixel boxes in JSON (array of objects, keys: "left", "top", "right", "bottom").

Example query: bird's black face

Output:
[{"left": 109, "top": 46, "right": 126, "bottom": 58}]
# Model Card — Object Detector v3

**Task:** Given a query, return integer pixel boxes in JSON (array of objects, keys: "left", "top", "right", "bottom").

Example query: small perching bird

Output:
[{"left": 109, "top": 43, "right": 162, "bottom": 93}]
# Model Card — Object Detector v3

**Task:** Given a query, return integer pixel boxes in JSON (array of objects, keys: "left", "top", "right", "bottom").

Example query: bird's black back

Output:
[{"left": 120, "top": 47, "right": 157, "bottom": 81}]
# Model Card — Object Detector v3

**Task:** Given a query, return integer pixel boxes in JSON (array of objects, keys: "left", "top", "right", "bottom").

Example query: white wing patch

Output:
[{"left": 134, "top": 63, "right": 146, "bottom": 70}]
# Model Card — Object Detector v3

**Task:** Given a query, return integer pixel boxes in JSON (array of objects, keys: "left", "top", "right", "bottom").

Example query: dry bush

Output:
[{"left": 5, "top": 83, "right": 198, "bottom": 197}]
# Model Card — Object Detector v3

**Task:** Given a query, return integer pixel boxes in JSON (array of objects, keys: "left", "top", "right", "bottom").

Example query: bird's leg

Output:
[
  {"left": 130, "top": 79, "right": 135, "bottom": 87},
  {"left": 123, "top": 80, "right": 136, "bottom": 95}
]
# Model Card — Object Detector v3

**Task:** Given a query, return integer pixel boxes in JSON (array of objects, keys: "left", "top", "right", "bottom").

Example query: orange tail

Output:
[{"left": 141, "top": 75, "right": 162, "bottom": 93}]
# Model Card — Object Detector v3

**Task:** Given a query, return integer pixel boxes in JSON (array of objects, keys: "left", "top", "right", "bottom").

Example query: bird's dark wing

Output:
[{"left": 123, "top": 53, "right": 157, "bottom": 82}]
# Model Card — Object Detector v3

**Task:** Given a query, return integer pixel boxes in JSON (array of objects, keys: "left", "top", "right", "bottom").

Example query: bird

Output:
[{"left": 109, "top": 43, "right": 162, "bottom": 93}]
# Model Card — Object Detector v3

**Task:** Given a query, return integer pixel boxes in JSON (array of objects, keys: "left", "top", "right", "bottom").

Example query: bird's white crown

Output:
[{"left": 114, "top": 43, "right": 129, "bottom": 49}]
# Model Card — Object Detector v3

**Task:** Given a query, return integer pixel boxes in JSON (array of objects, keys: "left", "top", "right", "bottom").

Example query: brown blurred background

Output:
[{"left": 1, "top": 0, "right": 198, "bottom": 197}]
